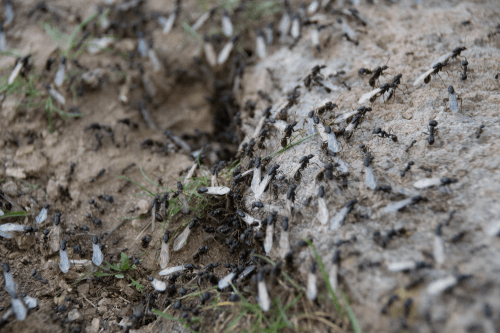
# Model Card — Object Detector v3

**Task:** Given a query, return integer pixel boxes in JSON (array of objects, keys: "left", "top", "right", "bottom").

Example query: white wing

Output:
[
  {"left": 23, "top": 296, "right": 37, "bottom": 309},
  {"left": 70, "top": 259, "right": 91, "bottom": 266},
  {"left": 0, "top": 223, "right": 25, "bottom": 233},
  {"left": 159, "top": 265, "right": 184, "bottom": 276},
  {"left": 365, "top": 165, "right": 377, "bottom": 190},
  {"left": 449, "top": 94, "right": 459, "bottom": 113},
  {"left": 327, "top": 132, "right": 340, "bottom": 153},
  {"left": 11, "top": 298, "right": 27, "bottom": 321},
  {"left": 307, "top": 272, "right": 318, "bottom": 301},
  {"left": 414, "top": 178, "right": 441, "bottom": 189},
  {"left": 241, "top": 213, "right": 261, "bottom": 230},
  {"left": 333, "top": 109, "right": 360, "bottom": 124},
  {"left": 278, "top": 12, "right": 291, "bottom": 37},
  {"left": 49, "top": 87, "right": 66, "bottom": 105},
  {"left": 279, "top": 230, "right": 290, "bottom": 259},
  {"left": 308, "top": 0, "right": 319, "bottom": 14},
  {"left": 173, "top": 225, "right": 191, "bottom": 251},
  {"left": 314, "top": 123, "right": 328, "bottom": 143},
  {"left": 387, "top": 261, "right": 416, "bottom": 272},
  {"left": 50, "top": 226, "right": 61, "bottom": 252},
  {"left": 264, "top": 223, "right": 274, "bottom": 256},
  {"left": 92, "top": 243, "right": 103, "bottom": 266},
  {"left": 0, "top": 30, "right": 6, "bottom": 52},
  {"left": 151, "top": 278, "right": 167, "bottom": 292},
  {"left": 317, "top": 197, "right": 329, "bottom": 225},
  {"left": 255, "top": 173, "right": 271, "bottom": 200},
  {"left": 204, "top": 42, "right": 217, "bottom": 67},
  {"left": 192, "top": 12, "right": 210, "bottom": 31},
  {"left": 311, "top": 28, "right": 320, "bottom": 49},
  {"left": 258, "top": 280, "right": 271, "bottom": 311},
  {"left": 433, "top": 235, "right": 445, "bottom": 266},
  {"left": 54, "top": 63, "right": 66, "bottom": 87},
  {"left": 36, "top": 208, "right": 48, "bottom": 224},
  {"left": 222, "top": 15, "right": 233, "bottom": 37},
  {"left": 205, "top": 186, "right": 231, "bottom": 195},
  {"left": 328, "top": 265, "right": 338, "bottom": 291},
  {"left": 382, "top": 197, "right": 414, "bottom": 213},
  {"left": 431, "top": 51, "right": 453, "bottom": 68},
  {"left": 358, "top": 87, "right": 382, "bottom": 104},
  {"left": 251, "top": 166, "right": 262, "bottom": 195},
  {"left": 8, "top": 62, "right": 22, "bottom": 85},
  {"left": 427, "top": 276, "right": 457, "bottom": 296},
  {"left": 159, "top": 241, "right": 170, "bottom": 269},
  {"left": 329, "top": 206, "right": 348, "bottom": 231},
  {"left": 332, "top": 155, "right": 349, "bottom": 173},
  {"left": 184, "top": 163, "right": 197, "bottom": 183},
  {"left": 59, "top": 249, "right": 70, "bottom": 273},
  {"left": 486, "top": 221, "right": 500, "bottom": 237},
  {"left": 217, "top": 41, "right": 234, "bottom": 65},
  {"left": 256, "top": 35, "right": 267, "bottom": 59},
  {"left": 218, "top": 272, "right": 236, "bottom": 290},
  {"left": 148, "top": 49, "right": 161, "bottom": 72},
  {"left": 163, "top": 11, "right": 176, "bottom": 34},
  {"left": 413, "top": 68, "right": 435, "bottom": 87},
  {"left": 291, "top": 18, "right": 300, "bottom": 39},
  {"left": 3, "top": 270, "right": 17, "bottom": 296}
]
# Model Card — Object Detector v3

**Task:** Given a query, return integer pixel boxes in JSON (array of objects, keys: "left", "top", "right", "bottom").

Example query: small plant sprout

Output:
[
  {"left": 160, "top": 230, "right": 170, "bottom": 269},
  {"left": 92, "top": 236, "right": 103, "bottom": 266},
  {"left": 36, "top": 204, "right": 49, "bottom": 224},
  {"left": 59, "top": 240, "right": 70, "bottom": 273}
]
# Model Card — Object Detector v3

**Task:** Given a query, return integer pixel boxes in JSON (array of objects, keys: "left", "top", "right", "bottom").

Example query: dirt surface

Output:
[{"left": 0, "top": 0, "right": 500, "bottom": 332}]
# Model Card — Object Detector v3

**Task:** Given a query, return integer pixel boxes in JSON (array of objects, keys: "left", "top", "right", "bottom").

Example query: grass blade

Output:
[{"left": 114, "top": 175, "right": 154, "bottom": 196}]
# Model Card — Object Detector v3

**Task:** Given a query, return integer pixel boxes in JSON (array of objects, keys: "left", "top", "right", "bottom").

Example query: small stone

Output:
[
  {"left": 87, "top": 317, "right": 100, "bottom": 333},
  {"left": 68, "top": 309, "right": 83, "bottom": 322},
  {"left": 2, "top": 180, "right": 18, "bottom": 196},
  {"left": 488, "top": 95, "right": 500, "bottom": 104},
  {"left": 77, "top": 284, "right": 90, "bottom": 297},
  {"left": 137, "top": 199, "right": 150, "bottom": 215},
  {"left": 46, "top": 179, "right": 59, "bottom": 201}
]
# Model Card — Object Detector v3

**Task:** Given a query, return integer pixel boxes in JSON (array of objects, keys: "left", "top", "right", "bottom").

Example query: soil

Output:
[{"left": 1, "top": 0, "right": 500, "bottom": 333}]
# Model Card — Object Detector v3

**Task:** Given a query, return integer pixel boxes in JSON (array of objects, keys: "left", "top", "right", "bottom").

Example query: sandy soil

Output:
[{"left": 0, "top": 0, "right": 499, "bottom": 332}]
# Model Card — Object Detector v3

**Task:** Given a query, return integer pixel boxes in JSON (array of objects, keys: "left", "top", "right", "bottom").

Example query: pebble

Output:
[
  {"left": 68, "top": 309, "right": 83, "bottom": 322},
  {"left": 2, "top": 180, "right": 18, "bottom": 196}
]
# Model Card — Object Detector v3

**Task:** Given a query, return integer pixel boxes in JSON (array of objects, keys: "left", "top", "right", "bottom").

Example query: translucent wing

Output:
[
  {"left": 328, "top": 265, "right": 338, "bottom": 291},
  {"left": 433, "top": 235, "right": 445, "bottom": 266},
  {"left": 333, "top": 109, "right": 360, "bottom": 124},
  {"left": 278, "top": 12, "right": 291, "bottom": 37},
  {"left": 11, "top": 297, "right": 27, "bottom": 321},
  {"left": 192, "top": 11, "right": 210, "bottom": 31},
  {"left": 217, "top": 40, "right": 234, "bottom": 65},
  {"left": 204, "top": 186, "right": 231, "bottom": 195},
  {"left": 184, "top": 163, "right": 197, "bottom": 183},
  {"left": 36, "top": 208, "right": 48, "bottom": 224},
  {"left": 48, "top": 87, "right": 66, "bottom": 105},
  {"left": 238, "top": 265, "right": 256, "bottom": 282},
  {"left": 8, "top": 62, "right": 22, "bottom": 85},
  {"left": 159, "top": 241, "right": 170, "bottom": 269},
  {"left": 3, "top": 270, "right": 17, "bottom": 297},
  {"left": 486, "top": 221, "right": 500, "bottom": 237},
  {"left": 222, "top": 15, "right": 233, "bottom": 37},
  {"left": 0, "top": 223, "right": 25, "bottom": 233},
  {"left": 251, "top": 166, "right": 262, "bottom": 195},
  {"left": 279, "top": 230, "right": 290, "bottom": 259},
  {"left": 427, "top": 276, "right": 457, "bottom": 296},
  {"left": 327, "top": 132, "right": 340, "bottom": 153},
  {"left": 308, "top": 0, "right": 319, "bottom": 14},
  {"left": 255, "top": 173, "right": 271, "bottom": 200},
  {"left": 159, "top": 265, "right": 184, "bottom": 276},
  {"left": 413, "top": 68, "right": 435, "bottom": 87},
  {"left": 264, "top": 223, "right": 274, "bottom": 256},
  {"left": 290, "top": 17, "right": 300, "bottom": 39},
  {"left": 204, "top": 42, "right": 217, "bottom": 67},
  {"left": 382, "top": 197, "right": 414, "bottom": 213},
  {"left": 329, "top": 206, "right": 348, "bottom": 231},
  {"left": 387, "top": 261, "right": 416, "bottom": 272},
  {"left": 173, "top": 225, "right": 191, "bottom": 251},
  {"left": 317, "top": 197, "right": 329, "bottom": 225},
  {"left": 431, "top": 51, "right": 453, "bottom": 68},
  {"left": 54, "top": 63, "right": 65, "bottom": 87},
  {"left": 163, "top": 11, "right": 176, "bottom": 34},
  {"left": 311, "top": 27, "right": 320, "bottom": 49},
  {"left": 413, "top": 177, "right": 441, "bottom": 189},
  {"left": 241, "top": 212, "right": 261, "bottom": 230},
  {"left": 332, "top": 155, "right": 349, "bottom": 172},
  {"left": 179, "top": 193, "right": 190, "bottom": 214},
  {"left": 218, "top": 271, "right": 237, "bottom": 290},
  {"left": 449, "top": 93, "right": 459, "bottom": 113},
  {"left": 307, "top": 272, "right": 318, "bottom": 301},
  {"left": 358, "top": 87, "right": 382, "bottom": 104},
  {"left": 365, "top": 165, "right": 377, "bottom": 190},
  {"left": 23, "top": 296, "right": 37, "bottom": 309},
  {"left": 59, "top": 249, "right": 70, "bottom": 273},
  {"left": 151, "top": 278, "right": 167, "bottom": 292},
  {"left": 258, "top": 280, "right": 271, "bottom": 311},
  {"left": 256, "top": 35, "right": 267, "bottom": 59},
  {"left": 50, "top": 225, "right": 61, "bottom": 253},
  {"left": 92, "top": 242, "right": 103, "bottom": 266}
]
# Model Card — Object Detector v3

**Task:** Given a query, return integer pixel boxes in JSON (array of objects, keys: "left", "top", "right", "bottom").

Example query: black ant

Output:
[
  {"left": 373, "top": 127, "right": 397, "bottom": 142},
  {"left": 281, "top": 121, "right": 298, "bottom": 147},
  {"left": 422, "top": 120, "right": 438, "bottom": 145}
]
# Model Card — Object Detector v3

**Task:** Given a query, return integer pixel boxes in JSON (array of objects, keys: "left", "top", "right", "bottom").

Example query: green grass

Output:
[
  {"left": 93, "top": 252, "right": 144, "bottom": 292},
  {"left": 0, "top": 210, "right": 28, "bottom": 219}
]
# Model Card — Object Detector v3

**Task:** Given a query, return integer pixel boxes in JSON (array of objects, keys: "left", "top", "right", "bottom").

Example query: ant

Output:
[
  {"left": 281, "top": 121, "right": 298, "bottom": 147},
  {"left": 373, "top": 127, "right": 397, "bottom": 142},
  {"left": 422, "top": 120, "right": 438, "bottom": 145}
]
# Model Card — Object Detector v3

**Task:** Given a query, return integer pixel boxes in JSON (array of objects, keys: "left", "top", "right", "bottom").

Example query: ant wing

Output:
[
  {"left": 329, "top": 206, "right": 349, "bottom": 231},
  {"left": 192, "top": 11, "right": 211, "bottom": 31},
  {"left": 364, "top": 165, "right": 377, "bottom": 190},
  {"left": 256, "top": 34, "right": 267, "bottom": 59},
  {"left": 219, "top": 271, "right": 237, "bottom": 290},
  {"left": 222, "top": 14, "right": 233, "bottom": 37},
  {"left": 217, "top": 40, "right": 234, "bottom": 65},
  {"left": 317, "top": 196, "right": 329, "bottom": 225},
  {"left": 159, "top": 264, "right": 184, "bottom": 276},
  {"left": 382, "top": 197, "right": 414, "bottom": 213},
  {"left": 413, "top": 68, "right": 435, "bottom": 87},
  {"left": 279, "top": 229, "right": 290, "bottom": 259},
  {"left": 333, "top": 109, "right": 359, "bottom": 124},
  {"left": 251, "top": 166, "right": 262, "bottom": 194},
  {"left": 11, "top": 297, "right": 27, "bottom": 321},
  {"left": 431, "top": 51, "right": 454, "bottom": 68},
  {"left": 358, "top": 87, "right": 382, "bottom": 104},
  {"left": 264, "top": 222, "right": 273, "bottom": 256},
  {"left": 59, "top": 248, "right": 70, "bottom": 273},
  {"left": 92, "top": 242, "right": 103, "bottom": 266},
  {"left": 272, "top": 120, "right": 287, "bottom": 132},
  {"left": 307, "top": 271, "right": 318, "bottom": 301},
  {"left": 241, "top": 212, "right": 261, "bottom": 230},
  {"left": 8, "top": 61, "right": 23, "bottom": 85},
  {"left": 151, "top": 278, "right": 167, "bottom": 292},
  {"left": 36, "top": 207, "right": 48, "bottom": 224},
  {"left": 327, "top": 132, "right": 340, "bottom": 153},
  {"left": 173, "top": 225, "right": 191, "bottom": 251},
  {"left": 413, "top": 177, "right": 441, "bottom": 189},
  {"left": 258, "top": 279, "right": 271, "bottom": 311},
  {"left": 159, "top": 241, "right": 170, "bottom": 269},
  {"left": 427, "top": 276, "right": 457, "bottom": 296},
  {"left": 204, "top": 186, "right": 231, "bottom": 195},
  {"left": 314, "top": 123, "right": 329, "bottom": 142},
  {"left": 387, "top": 261, "right": 417, "bottom": 272}
]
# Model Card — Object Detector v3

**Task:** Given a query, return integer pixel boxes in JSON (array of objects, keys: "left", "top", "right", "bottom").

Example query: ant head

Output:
[
  {"left": 429, "top": 120, "right": 438, "bottom": 127},
  {"left": 382, "top": 65, "right": 388, "bottom": 70},
  {"left": 373, "top": 127, "right": 382, "bottom": 134},
  {"left": 448, "top": 86, "right": 455, "bottom": 94}
]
